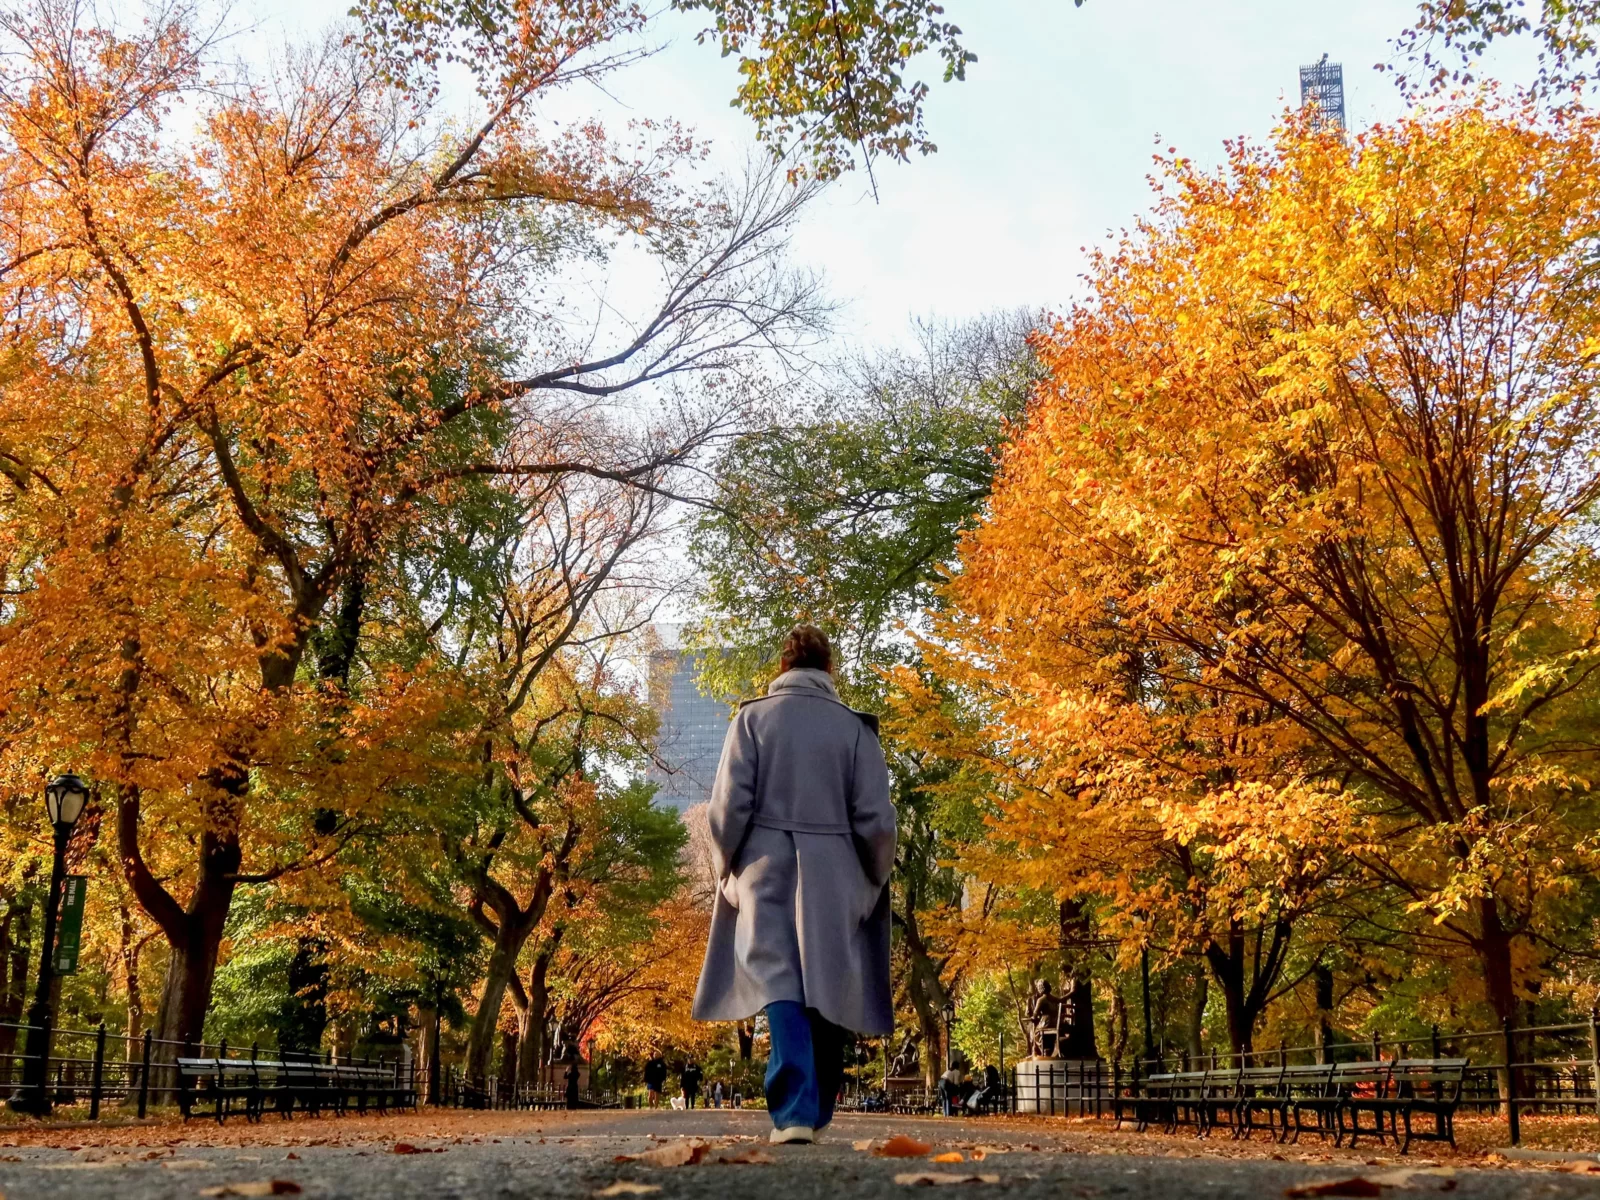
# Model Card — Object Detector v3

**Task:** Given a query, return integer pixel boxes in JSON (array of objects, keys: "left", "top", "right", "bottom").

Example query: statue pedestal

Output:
[
  {"left": 537, "top": 1062, "right": 589, "bottom": 1093},
  {"left": 1013, "top": 1057, "right": 1108, "bottom": 1115}
]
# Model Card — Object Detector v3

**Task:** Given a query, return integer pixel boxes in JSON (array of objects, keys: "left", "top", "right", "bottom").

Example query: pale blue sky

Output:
[{"left": 233, "top": 0, "right": 1534, "bottom": 347}]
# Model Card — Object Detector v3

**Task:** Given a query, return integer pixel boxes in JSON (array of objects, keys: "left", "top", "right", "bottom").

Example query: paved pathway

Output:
[{"left": 2, "top": 1109, "right": 1597, "bottom": 1199}]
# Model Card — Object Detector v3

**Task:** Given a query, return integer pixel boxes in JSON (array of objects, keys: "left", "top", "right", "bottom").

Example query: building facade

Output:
[{"left": 647, "top": 627, "right": 735, "bottom": 812}]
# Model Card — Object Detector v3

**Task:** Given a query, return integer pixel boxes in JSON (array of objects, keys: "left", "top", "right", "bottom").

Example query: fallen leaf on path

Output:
[
  {"left": 1283, "top": 1180, "right": 1383, "bottom": 1198},
  {"left": 853, "top": 1139, "right": 876, "bottom": 1152},
  {"left": 717, "top": 1148, "right": 776, "bottom": 1165},
  {"left": 197, "top": 1182, "right": 303, "bottom": 1197},
  {"left": 614, "top": 1141, "right": 711, "bottom": 1167},
  {"left": 875, "top": 1135, "right": 933, "bottom": 1158},
  {"left": 1559, "top": 1162, "right": 1600, "bottom": 1175},
  {"left": 932, "top": 1152, "right": 965, "bottom": 1164},
  {"left": 893, "top": 1172, "right": 1000, "bottom": 1186},
  {"left": 1367, "top": 1168, "right": 1457, "bottom": 1191},
  {"left": 391, "top": 1143, "right": 444, "bottom": 1155},
  {"left": 972, "top": 1147, "right": 1008, "bottom": 1160},
  {"left": 594, "top": 1184, "right": 661, "bottom": 1197}
]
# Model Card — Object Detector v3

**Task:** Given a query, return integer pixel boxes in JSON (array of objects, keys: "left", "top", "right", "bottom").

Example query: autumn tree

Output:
[
  {"left": 940, "top": 100, "right": 1600, "bottom": 1032},
  {"left": 0, "top": 0, "right": 820, "bottom": 1055}
]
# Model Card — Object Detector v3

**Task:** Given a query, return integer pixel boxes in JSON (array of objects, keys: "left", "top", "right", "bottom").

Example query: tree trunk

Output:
[
  {"left": 516, "top": 945, "right": 556, "bottom": 1086},
  {"left": 120, "top": 908, "right": 147, "bottom": 1062},
  {"left": 149, "top": 827, "right": 241, "bottom": 1053},
  {"left": 1205, "top": 928, "right": 1255, "bottom": 1058},
  {"left": 278, "top": 939, "right": 329, "bottom": 1054},
  {"left": 0, "top": 898, "right": 24, "bottom": 1075},
  {"left": 420, "top": 1003, "right": 441, "bottom": 1104},
  {"left": 465, "top": 911, "right": 537, "bottom": 1086},
  {"left": 1477, "top": 898, "right": 1518, "bottom": 1025},
  {"left": 498, "top": 1028, "right": 520, "bottom": 1098},
  {"left": 899, "top": 905, "right": 948, "bottom": 1088},
  {"left": 1313, "top": 964, "right": 1334, "bottom": 1064},
  {"left": 1186, "top": 962, "right": 1208, "bottom": 1061},
  {"left": 1476, "top": 897, "right": 1519, "bottom": 1111},
  {"left": 1108, "top": 981, "right": 1128, "bottom": 1064}
]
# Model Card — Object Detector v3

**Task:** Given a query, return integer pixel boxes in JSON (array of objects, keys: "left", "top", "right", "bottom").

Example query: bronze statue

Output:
[
  {"left": 1025, "top": 978, "right": 1063, "bottom": 1058},
  {"left": 889, "top": 1032, "right": 921, "bottom": 1078}
]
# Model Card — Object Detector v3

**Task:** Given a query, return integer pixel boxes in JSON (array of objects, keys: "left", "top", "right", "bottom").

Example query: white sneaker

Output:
[{"left": 769, "top": 1125, "right": 815, "bottom": 1145}]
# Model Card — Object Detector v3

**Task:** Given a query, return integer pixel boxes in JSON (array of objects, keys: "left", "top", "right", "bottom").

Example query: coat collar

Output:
[
  {"left": 767, "top": 667, "right": 839, "bottom": 699},
  {"left": 756, "top": 667, "right": 880, "bottom": 736}
]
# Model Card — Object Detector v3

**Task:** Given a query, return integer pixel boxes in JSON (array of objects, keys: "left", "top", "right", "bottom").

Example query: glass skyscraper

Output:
[{"left": 647, "top": 626, "right": 735, "bottom": 812}]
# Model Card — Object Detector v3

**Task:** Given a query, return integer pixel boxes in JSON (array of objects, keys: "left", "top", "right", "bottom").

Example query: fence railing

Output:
[
  {"left": 857, "top": 1013, "right": 1600, "bottom": 1146},
  {"left": 432, "top": 1065, "right": 611, "bottom": 1110},
  {"left": 6, "top": 1012, "right": 1597, "bottom": 1146},
  {"left": 1114, "top": 1015, "right": 1600, "bottom": 1143},
  {"left": 0, "top": 1021, "right": 413, "bottom": 1118}
]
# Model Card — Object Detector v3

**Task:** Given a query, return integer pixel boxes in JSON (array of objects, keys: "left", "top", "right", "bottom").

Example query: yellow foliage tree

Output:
[{"left": 929, "top": 99, "right": 1600, "bottom": 1037}]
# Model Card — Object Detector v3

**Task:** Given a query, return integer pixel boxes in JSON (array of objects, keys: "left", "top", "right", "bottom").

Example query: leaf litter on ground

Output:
[
  {"left": 197, "top": 1183, "right": 303, "bottom": 1197},
  {"left": 1283, "top": 1168, "right": 1459, "bottom": 1197},
  {"left": 893, "top": 1172, "right": 1001, "bottom": 1186}
]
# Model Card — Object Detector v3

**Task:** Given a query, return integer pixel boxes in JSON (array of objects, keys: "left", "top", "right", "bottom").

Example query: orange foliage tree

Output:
[
  {"left": 926, "top": 100, "right": 1600, "bottom": 1037},
  {"left": 0, "top": 0, "right": 816, "bottom": 1051}
]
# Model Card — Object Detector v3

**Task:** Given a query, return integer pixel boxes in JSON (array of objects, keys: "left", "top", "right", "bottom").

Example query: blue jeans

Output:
[{"left": 764, "top": 1001, "right": 846, "bottom": 1132}]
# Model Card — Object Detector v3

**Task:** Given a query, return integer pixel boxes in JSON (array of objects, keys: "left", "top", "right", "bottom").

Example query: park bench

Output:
[
  {"left": 1230, "top": 1064, "right": 1292, "bottom": 1140},
  {"left": 1130, "top": 1069, "right": 1211, "bottom": 1134},
  {"left": 1193, "top": 1067, "right": 1244, "bottom": 1137},
  {"left": 1123, "top": 1071, "right": 1175, "bottom": 1133},
  {"left": 1344, "top": 1058, "right": 1468, "bottom": 1153},
  {"left": 177, "top": 1057, "right": 265, "bottom": 1123},
  {"left": 1279, "top": 1062, "right": 1340, "bottom": 1143},
  {"left": 1326, "top": 1060, "right": 1395, "bottom": 1147},
  {"left": 179, "top": 1054, "right": 415, "bottom": 1123}
]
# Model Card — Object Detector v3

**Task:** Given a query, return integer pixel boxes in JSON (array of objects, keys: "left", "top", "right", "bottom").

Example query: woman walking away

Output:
[{"left": 692, "top": 625, "right": 896, "bottom": 1145}]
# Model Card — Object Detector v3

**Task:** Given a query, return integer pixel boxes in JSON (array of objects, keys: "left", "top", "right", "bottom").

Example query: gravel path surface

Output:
[{"left": 2, "top": 1109, "right": 1598, "bottom": 1199}]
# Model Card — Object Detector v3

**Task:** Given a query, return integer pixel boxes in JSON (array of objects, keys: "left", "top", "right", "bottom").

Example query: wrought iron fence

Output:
[
  {"left": 824, "top": 1013, "right": 1600, "bottom": 1144},
  {"left": 0, "top": 1020, "right": 412, "bottom": 1119},
  {"left": 5, "top": 1012, "right": 1598, "bottom": 1146}
]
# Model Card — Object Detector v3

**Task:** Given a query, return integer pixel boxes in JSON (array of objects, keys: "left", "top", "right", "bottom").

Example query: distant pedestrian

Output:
[
  {"left": 712, "top": 1080, "right": 725, "bottom": 1108},
  {"left": 565, "top": 1061, "right": 581, "bottom": 1109},
  {"left": 681, "top": 1061, "right": 703, "bottom": 1109},
  {"left": 693, "top": 625, "right": 896, "bottom": 1145},
  {"left": 643, "top": 1055, "right": 668, "bottom": 1108}
]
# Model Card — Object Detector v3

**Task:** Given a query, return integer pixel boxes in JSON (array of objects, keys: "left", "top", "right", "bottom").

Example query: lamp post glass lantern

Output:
[
  {"left": 45, "top": 774, "right": 88, "bottom": 827},
  {"left": 11, "top": 774, "right": 89, "bottom": 1114}
]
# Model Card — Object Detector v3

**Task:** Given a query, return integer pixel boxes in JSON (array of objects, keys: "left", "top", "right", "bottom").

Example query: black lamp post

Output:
[{"left": 12, "top": 773, "right": 89, "bottom": 1115}]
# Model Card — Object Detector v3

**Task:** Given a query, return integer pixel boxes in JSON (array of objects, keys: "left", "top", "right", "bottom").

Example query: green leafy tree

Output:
[
  {"left": 689, "top": 311, "right": 1039, "bottom": 1083},
  {"left": 1403, "top": 1, "right": 1600, "bottom": 93}
]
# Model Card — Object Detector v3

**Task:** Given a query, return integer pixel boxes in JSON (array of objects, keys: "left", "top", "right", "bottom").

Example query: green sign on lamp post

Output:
[{"left": 53, "top": 875, "right": 88, "bottom": 975}]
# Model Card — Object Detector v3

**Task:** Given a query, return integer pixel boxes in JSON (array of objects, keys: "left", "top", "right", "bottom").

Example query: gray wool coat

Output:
[{"left": 691, "top": 668, "right": 897, "bottom": 1035}]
